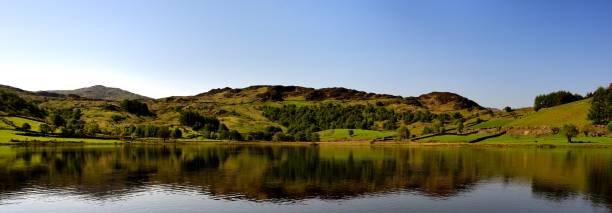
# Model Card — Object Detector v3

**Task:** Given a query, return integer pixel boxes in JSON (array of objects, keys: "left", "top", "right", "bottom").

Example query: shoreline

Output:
[{"left": 2, "top": 139, "right": 611, "bottom": 148}]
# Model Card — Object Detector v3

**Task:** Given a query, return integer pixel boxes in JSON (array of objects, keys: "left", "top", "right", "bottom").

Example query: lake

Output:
[{"left": 0, "top": 144, "right": 610, "bottom": 212}]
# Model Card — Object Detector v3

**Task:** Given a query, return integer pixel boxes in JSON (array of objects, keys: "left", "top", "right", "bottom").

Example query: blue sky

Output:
[{"left": 1, "top": 0, "right": 611, "bottom": 108}]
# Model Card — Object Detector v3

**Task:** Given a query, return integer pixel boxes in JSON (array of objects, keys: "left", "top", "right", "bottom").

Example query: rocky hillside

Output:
[{"left": 47, "top": 85, "right": 151, "bottom": 101}]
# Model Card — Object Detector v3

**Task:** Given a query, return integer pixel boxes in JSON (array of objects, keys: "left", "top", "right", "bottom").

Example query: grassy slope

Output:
[
  {"left": 507, "top": 99, "right": 591, "bottom": 127},
  {"left": 419, "top": 133, "right": 495, "bottom": 142},
  {"left": 4, "top": 117, "right": 46, "bottom": 131},
  {"left": 0, "top": 130, "right": 119, "bottom": 144},
  {"left": 317, "top": 129, "right": 396, "bottom": 141},
  {"left": 472, "top": 118, "right": 515, "bottom": 129},
  {"left": 478, "top": 134, "right": 612, "bottom": 144}
]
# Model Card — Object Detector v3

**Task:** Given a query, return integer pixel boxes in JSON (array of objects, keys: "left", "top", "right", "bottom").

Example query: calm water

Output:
[{"left": 0, "top": 144, "right": 610, "bottom": 213}]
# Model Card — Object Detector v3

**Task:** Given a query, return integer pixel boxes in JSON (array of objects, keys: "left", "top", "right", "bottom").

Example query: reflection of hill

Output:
[{"left": 0, "top": 145, "right": 610, "bottom": 209}]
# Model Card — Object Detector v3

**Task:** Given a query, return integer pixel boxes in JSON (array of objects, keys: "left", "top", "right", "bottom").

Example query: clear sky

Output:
[{"left": 1, "top": 0, "right": 611, "bottom": 108}]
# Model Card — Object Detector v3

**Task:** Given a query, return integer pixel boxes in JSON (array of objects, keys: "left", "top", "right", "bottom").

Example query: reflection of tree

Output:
[{"left": 0, "top": 145, "right": 610, "bottom": 210}]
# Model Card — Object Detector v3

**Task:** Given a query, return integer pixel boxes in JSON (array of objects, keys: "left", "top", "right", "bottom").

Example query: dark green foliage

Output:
[
  {"left": 455, "top": 119, "right": 464, "bottom": 133},
  {"left": 422, "top": 127, "right": 433, "bottom": 135},
  {"left": 49, "top": 108, "right": 88, "bottom": 137},
  {"left": 262, "top": 104, "right": 398, "bottom": 133},
  {"left": 503, "top": 106, "right": 513, "bottom": 112},
  {"left": 179, "top": 111, "right": 220, "bottom": 131},
  {"left": 245, "top": 126, "right": 283, "bottom": 141},
  {"left": 39, "top": 124, "right": 52, "bottom": 135},
  {"left": 0, "top": 90, "right": 46, "bottom": 118},
  {"left": 21, "top": 123, "right": 31, "bottom": 131},
  {"left": 171, "top": 128, "right": 183, "bottom": 139},
  {"left": 125, "top": 124, "right": 173, "bottom": 139},
  {"left": 608, "top": 121, "right": 612, "bottom": 132},
  {"left": 588, "top": 87, "right": 612, "bottom": 125},
  {"left": 111, "top": 115, "right": 127, "bottom": 123},
  {"left": 120, "top": 100, "right": 153, "bottom": 116},
  {"left": 228, "top": 130, "right": 243, "bottom": 141},
  {"left": 348, "top": 129, "right": 354, "bottom": 136},
  {"left": 534, "top": 91, "right": 583, "bottom": 111},
  {"left": 50, "top": 113, "right": 66, "bottom": 127},
  {"left": 158, "top": 126, "right": 171, "bottom": 141},
  {"left": 562, "top": 124, "right": 579, "bottom": 143}
]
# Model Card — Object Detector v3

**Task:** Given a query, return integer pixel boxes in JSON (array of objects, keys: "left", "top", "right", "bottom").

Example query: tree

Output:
[
  {"left": 39, "top": 124, "right": 52, "bottom": 135},
  {"left": 171, "top": 128, "right": 182, "bottom": 139},
  {"left": 348, "top": 129, "right": 354, "bottom": 136},
  {"left": 503, "top": 106, "right": 513, "bottom": 113},
  {"left": 21, "top": 123, "right": 31, "bottom": 131},
  {"left": 455, "top": 120, "right": 464, "bottom": 134},
  {"left": 50, "top": 113, "right": 66, "bottom": 127},
  {"left": 397, "top": 126, "right": 410, "bottom": 140},
  {"left": 84, "top": 123, "right": 100, "bottom": 136},
  {"left": 158, "top": 126, "right": 171, "bottom": 141},
  {"left": 562, "top": 124, "right": 579, "bottom": 143},
  {"left": 588, "top": 87, "right": 611, "bottom": 124},
  {"left": 228, "top": 130, "right": 243, "bottom": 141}
]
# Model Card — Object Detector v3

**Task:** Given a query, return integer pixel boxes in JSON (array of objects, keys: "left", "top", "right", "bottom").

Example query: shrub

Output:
[
  {"left": 608, "top": 121, "right": 612, "bottom": 133},
  {"left": 551, "top": 127, "right": 560, "bottom": 135},
  {"left": 21, "top": 123, "right": 31, "bottom": 131},
  {"left": 121, "top": 100, "right": 153, "bottom": 116}
]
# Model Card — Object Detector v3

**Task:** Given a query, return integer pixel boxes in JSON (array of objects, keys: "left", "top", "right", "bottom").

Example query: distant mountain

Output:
[{"left": 47, "top": 85, "right": 151, "bottom": 101}]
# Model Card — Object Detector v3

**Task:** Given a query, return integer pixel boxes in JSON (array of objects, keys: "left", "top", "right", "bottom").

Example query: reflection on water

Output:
[{"left": 0, "top": 144, "right": 610, "bottom": 212}]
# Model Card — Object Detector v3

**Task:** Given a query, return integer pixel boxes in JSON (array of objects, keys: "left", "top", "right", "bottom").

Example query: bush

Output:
[
  {"left": 21, "top": 123, "right": 31, "bottom": 131},
  {"left": 121, "top": 100, "right": 153, "bottom": 116},
  {"left": 551, "top": 127, "right": 560, "bottom": 135},
  {"left": 608, "top": 121, "right": 612, "bottom": 133},
  {"left": 503, "top": 106, "right": 513, "bottom": 112}
]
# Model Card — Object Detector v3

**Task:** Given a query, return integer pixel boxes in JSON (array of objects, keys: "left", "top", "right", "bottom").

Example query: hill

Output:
[
  {"left": 0, "top": 84, "right": 498, "bottom": 142},
  {"left": 506, "top": 98, "right": 591, "bottom": 127},
  {"left": 47, "top": 85, "right": 151, "bottom": 101}
]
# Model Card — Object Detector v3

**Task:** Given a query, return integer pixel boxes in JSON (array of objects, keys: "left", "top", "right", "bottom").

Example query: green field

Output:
[
  {"left": 317, "top": 129, "right": 396, "bottom": 141},
  {"left": 507, "top": 99, "right": 591, "bottom": 127},
  {"left": 477, "top": 134, "right": 612, "bottom": 145},
  {"left": 472, "top": 118, "right": 515, "bottom": 129},
  {"left": 419, "top": 133, "right": 496, "bottom": 142},
  {"left": 4, "top": 117, "right": 45, "bottom": 131},
  {"left": 0, "top": 129, "right": 120, "bottom": 144}
]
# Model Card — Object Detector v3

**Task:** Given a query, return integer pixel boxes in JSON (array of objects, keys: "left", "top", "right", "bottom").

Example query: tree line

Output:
[
  {"left": 261, "top": 103, "right": 462, "bottom": 136},
  {"left": 534, "top": 91, "right": 583, "bottom": 111}
]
